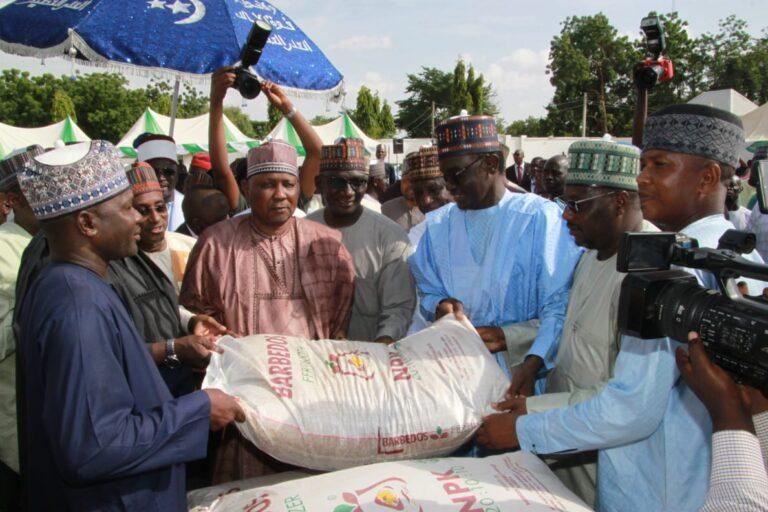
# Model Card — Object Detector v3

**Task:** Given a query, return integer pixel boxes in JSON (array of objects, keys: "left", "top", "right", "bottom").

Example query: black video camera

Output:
[
  {"left": 617, "top": 230, "right": 768, "bottom": 392},
  {"left": 635, "top": 16, "right": 674, "bottom": 90},
  {"left": 233, "top": 20, "right": 272, "bottom": 99}
]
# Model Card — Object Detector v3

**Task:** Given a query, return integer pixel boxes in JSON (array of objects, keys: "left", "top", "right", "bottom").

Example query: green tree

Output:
[
  {"left": 309, "top": 114, "right": 336, "bottom": 126},
  {"left": 267, "top": 102, "right": 282, "bottom": 131},
  {"left": 351, "top": 86, "right": 381, "bottom": 137},
  {"left": 396, "top": 61, "right": 498, "bottom": 137},
  {"left": 378, "top": 101, "right": 396, "bottom": 138},
  {"left": 51, "top": 89, "right": 76, "bottom": 122},
  {"left": 546, "top": 14, "right": 635, "bottom": 136},
  {"left": 451, "top": 59, "right": 473, "bottom": 115},
  {"left": 505, "top": 117, "right": 549, "bottom": 136},
  {"left": 223, "top": 106, "right": 256, "bottom": 138}
]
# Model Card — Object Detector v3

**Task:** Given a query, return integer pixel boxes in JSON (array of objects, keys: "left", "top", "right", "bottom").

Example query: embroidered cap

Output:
[
  {"left": 643, "top": 104, "right": 744, "bottom": 168},
  {"left": 320, "top": 138, "right": 369, "bottom": 174},
  {"left": 19, "top": 140, "right": 129, "bottom": 220},
  {"left": 566, "top": 140, "right": 641, "bottom": 191},
  {"left": 246, "top": 140, "right": 298, "bottom": 179},
  {"left": 127, "top": 162, "right": 163, "bottom": 196},
  {"left": 0, "top": 145, "right": 44, "bottom": 192},
  {"left": 435, "top": 114, "right": 500, "bottom": 158},
  {"left": 406, "top": 146, "right": 441, "bottom": 181}
]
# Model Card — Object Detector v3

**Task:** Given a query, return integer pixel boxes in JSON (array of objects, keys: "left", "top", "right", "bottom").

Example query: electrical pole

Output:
[
  {"left": 581, "top": 92, "right": 588, "bottom": 138},
  {"left": 431, "top": 101, "right": 436, "bottom": 139}
]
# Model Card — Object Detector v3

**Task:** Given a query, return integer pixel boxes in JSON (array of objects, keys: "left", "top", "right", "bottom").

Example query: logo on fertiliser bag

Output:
[
  {"left": 332, "top": 477, "right": 425, "bottom": 512},
  {"left": 326, "top": 350, "right": 376, "bottom": 380}
]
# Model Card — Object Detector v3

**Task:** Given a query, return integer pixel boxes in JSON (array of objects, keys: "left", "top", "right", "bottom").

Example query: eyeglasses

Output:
[
  {"left": 135, "top": 203, "right": 168, "bottom": 216},
  {"left": 555, "top": 190, "right": 617, "bottom": 213},
  {"left": 327, "top": 176, "right": 370, "bottom": 192},
  {"left": 444, "top": 156, "right": 484, "bottom": 185}
]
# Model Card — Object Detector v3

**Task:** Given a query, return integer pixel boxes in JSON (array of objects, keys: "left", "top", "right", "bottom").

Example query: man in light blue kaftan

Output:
[
  {"left": 478, "top": 104, "right": 767, "bottom": 512},
  {"left": 408, "top": 114, "right": 582, "bottom": 393}
]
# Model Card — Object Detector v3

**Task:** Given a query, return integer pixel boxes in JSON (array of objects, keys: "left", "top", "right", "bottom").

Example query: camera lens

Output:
[
  {"left": 656, "top": 281, "right": 721, "bottom": 343},
  {"left": 637, "top": 65, "right": 663, "bottom": 89},
  {"left": 237, "top": 73, "right": 262, "bottom": 99}
]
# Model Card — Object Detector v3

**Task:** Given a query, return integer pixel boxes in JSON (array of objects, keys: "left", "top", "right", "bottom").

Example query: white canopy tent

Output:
[
  {"left": 0, "top": 116, "right": 90, "bottom": 158},
  {"left": 688, "top": 89, "right": 758, "bottom": 116},
  {"left": 117, "top": 108, "right": 259, "bottom": 160},
  {"left": 266, "top": 113, "right": 380, "bottom": 156},
  {"left": 742, "top": 102, "right": 768, "bottom": 149}
]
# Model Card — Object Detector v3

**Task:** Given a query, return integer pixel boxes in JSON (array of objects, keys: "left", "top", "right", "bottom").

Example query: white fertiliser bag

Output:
[
  {"left": 202, "top": 315, "right": 509, "bottom": 471},
  {"left": 191, "top": 452, "right": 592, "bottom": 512}
]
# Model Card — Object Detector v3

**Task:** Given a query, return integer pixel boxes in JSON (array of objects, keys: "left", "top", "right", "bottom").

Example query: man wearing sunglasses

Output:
[
  {"left": 480, "top": 140, "right": 656, "bottom": 507},
  {"left": 135, "top": 134, "right": 186, "bottom": 232},
  {"left": 307, "top": 138, "right": 416, "bottom": 344},
  {"left": 408, "top": 114, "right": 582, "bottom": 388}
]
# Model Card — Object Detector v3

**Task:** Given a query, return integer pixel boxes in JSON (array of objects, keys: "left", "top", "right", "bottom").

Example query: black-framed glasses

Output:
[
  {"left": 327, "top": 176, "right": 369, "bottom": 192},
  {"left": 555, "top": 190, "right": 618, "bottom": 213},
  {"left": 135, "top": 203, "right": 168, "bottom": 216},
  {"left": 444, "top": 156, "right": 484, "bottom": 185}
]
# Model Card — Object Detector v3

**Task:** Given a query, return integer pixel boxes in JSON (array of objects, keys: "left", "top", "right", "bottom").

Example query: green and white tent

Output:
[
  {"left": 266, "top": 112, "right": 379, "bottom": 156},
  {"left": 0, "top": 116, "right": 89, "bottom": 158},
  {"left": 117, "top": 108, "right": 259, "bottom": 158}
]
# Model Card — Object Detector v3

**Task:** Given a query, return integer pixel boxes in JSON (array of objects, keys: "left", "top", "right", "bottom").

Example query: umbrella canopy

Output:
[
  {"left": 0, "top": 116, "right": 90, "bottom": 158},
  {"left": 0, "top": 0, "right": 344, "bottom": 98},
  {"left": 117, "top": 107, "right": 259, "bottom": 158},
  {"left": 267, "top": 113, "right": 380, "bottom": 156},
  {"left": 743, "top": 102, "right": 768, "bottom": 151}
]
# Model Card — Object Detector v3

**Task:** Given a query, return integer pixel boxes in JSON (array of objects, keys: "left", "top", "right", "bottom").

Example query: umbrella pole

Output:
[{"left": 169, "top": 77, "right": 181, "bottom": 138}]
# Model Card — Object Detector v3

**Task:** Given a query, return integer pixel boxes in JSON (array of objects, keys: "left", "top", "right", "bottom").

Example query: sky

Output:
[{"left": 2, "top": 0, "right": 768, "bottom": 128}]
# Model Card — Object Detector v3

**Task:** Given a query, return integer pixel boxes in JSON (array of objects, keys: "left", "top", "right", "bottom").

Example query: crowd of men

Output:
[{"left": 0, "top": 68, "right": 767, "bottom": 512}]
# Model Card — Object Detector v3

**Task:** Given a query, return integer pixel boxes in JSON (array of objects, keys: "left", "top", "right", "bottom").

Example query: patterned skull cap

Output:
[
  {"left": 320, "top": 138, "right": 369, "bottom": 174},
  {"left": 0, "top": 144, "right": 44, "bottom": 192},
  {"left": 435, "top": 114, "right": 500, "bottom": 158},
  {"left": 405, "top": 146, "right": 442, "bottom": 181},
  {"left": 567, "top": 140, "right": 641, "bottom": 191},
  {"left": 126, "top": 162, "right": 162, "bottom": 196},
  {"left": 19, "top": 140, "right": 129, "bottom": 220},
  {"left": 246, "top": 140, "right": 298, "bottom": 179},
  {"left": 643, "top": 103, "right": 744, "bottom": 168}
]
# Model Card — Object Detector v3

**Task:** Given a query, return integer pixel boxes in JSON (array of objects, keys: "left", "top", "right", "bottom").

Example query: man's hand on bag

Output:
[
  {"left": 505, "top": 355, "right": 543, "bottom": 399},
  {"left": 174, "top": 335, "right": 223, "bottom": 370},
  {"left": 476, "top": 326, "right": 506, "bottom": 353},
  {"left": 476, "top": 411, "right": 523, "bottom": 450},
  {"left": 204, "top": 389, "right": 246, "bottom": 431},
  {"left": 436, "top": 298, "right": 466, "bottom": 321},
  {"left": 493, "top": 395, "right": 527, "bottom": 415}
]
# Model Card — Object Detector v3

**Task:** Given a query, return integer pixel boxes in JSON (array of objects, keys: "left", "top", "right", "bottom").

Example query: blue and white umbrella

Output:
[{"left": 0, "top": 0, "right": 345, "bottom": 130}]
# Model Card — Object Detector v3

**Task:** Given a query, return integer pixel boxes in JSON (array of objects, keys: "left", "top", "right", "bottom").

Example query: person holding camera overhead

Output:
[
  {"left": 180, "top": 67, "right": 356, "bottom": 484},
  {"left": 478, "top": 104, "right": 764, "bottom": 512}
]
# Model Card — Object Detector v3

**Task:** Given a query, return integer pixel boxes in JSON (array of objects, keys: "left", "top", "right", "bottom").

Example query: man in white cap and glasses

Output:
[
  {"left": 135, "top": 133, "right": 185, "bottom": 231},
  {"left": 15, "top": 140, "right": 244, "bottom": 510}
]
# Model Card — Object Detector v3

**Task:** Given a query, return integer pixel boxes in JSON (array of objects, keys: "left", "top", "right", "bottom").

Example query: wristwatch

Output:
[
  {"left": 284, "top": 106, "right": 297, "bottom": 120},
  {"left": 164, "top": 338, "right": 181, "bottom": 369}
]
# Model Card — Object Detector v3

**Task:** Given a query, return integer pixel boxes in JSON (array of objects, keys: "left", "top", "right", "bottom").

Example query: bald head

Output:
[
  {"left": 543, "top": 154, "right": 568, "bottom": 197},
  {"left": 182, "top": 186, "right": 229, "bottom": 235}
]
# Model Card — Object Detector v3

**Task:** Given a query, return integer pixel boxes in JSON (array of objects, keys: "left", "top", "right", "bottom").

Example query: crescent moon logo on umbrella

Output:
[{"left": 146, "top": 0, "right": 205, "bottom": 25}]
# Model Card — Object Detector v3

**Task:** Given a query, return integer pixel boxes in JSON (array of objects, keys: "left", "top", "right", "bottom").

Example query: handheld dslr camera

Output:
[
  {"left": 233, "top": 20, "right": 272, "bottom": 99},
  {"left": 617, "top": 230, "right": 768, "bottom": 392},
  {"left": 635, "top": 16, "right": 674, "bottom": 90}
]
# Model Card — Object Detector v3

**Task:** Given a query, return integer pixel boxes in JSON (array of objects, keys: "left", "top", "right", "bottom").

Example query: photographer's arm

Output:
[
  {"left": 261, "top": 82, "right": 322, "bottom": 201},
  {"left": 208, "top": 67, "right": 241, "bottom": 211}
]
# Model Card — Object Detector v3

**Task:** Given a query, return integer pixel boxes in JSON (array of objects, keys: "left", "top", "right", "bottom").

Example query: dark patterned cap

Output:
[
  {"left": 320, "top": 138, "right": 368, "bottom": 174},
  {"left": 0, "top": 145, "right": 44, "bottom": 192},
  {"left": 643, "top": 104, "right": 744, "bottom": 168},
  {"left": 435, "top": 114, "right": 500, "bottom": 158},
  {"left": 567, "top": 140, "right": 641, "bottom": 191},
  {"left": 126, "top": 162, "right": 162, "bottom": 196},
  {"left": 19, "top": 140, "right": 129, "bottom": 220},
  {"left": 405, "top": 146, "right": 442, "bottom": 181}
]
